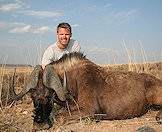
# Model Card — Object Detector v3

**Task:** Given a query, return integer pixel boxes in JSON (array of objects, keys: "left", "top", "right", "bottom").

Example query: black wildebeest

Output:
[{"left": 9, "top": 52, "right": 162, "bottom": 128}]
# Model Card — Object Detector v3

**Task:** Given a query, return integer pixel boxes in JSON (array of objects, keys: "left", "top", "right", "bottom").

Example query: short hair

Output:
[{"left": 57, "top": 22, "right": 72, "bottom": 33}]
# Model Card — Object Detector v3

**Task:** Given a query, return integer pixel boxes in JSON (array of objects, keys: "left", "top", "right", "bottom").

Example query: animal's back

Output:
[
  {"left": 97, "top": 70, "right": 158, "bottom": 119},
  {"left": 52, "top": 53, "right": 162, "bottom": 120}
]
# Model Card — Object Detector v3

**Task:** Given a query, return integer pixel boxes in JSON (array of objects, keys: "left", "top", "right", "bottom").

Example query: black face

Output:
[
  {"left": 30, "top": 86, "right": 54, "bottom": 126},
  {"left": 33, "top": 95, "right": 53, "bottom": 124},
  {"left": 30, "top": 85, "right": 65, "bottom": 128}
]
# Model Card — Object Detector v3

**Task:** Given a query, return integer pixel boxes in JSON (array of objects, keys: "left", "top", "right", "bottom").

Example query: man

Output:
[
  {"left": 42, "top": 22, "right": 81, "bottom": 69},
  {"left": 41, "top": 23, "right": 80, "bottom": 118}
]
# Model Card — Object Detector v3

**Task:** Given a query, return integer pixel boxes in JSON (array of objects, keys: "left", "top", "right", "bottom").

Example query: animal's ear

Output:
[{"left": 43, "top": 65, "right": 66, "bottom": 101}]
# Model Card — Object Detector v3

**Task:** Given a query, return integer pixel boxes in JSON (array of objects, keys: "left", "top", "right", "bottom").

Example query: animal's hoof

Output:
[
  {"left": 136, "top": 126, "right": 155, "bottom": 132},
  {"left": 156, "top": 116, "right": 162, "bottom": 124}
]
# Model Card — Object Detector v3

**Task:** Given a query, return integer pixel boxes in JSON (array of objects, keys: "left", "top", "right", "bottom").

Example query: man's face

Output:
[{"left": 57, "top": 27, "right": 72, "bottom": 49}]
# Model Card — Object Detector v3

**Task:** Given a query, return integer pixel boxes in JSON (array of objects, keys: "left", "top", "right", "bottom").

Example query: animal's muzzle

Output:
[{"left": 34, "top": 115, "right": 44, "bottom": 123}]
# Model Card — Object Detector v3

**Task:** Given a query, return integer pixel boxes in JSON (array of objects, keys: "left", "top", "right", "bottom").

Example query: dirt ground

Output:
[{"left": 0, "top": 98, "right": 162, "bottom": 132}]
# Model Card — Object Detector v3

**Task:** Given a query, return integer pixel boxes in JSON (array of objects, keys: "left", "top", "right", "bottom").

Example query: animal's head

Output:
[
  {"left": 11, "top": 65, "right": 66, "bottom": 127},
  {"left": 30, "top": 77, "right": 54, "bottom": 124}
]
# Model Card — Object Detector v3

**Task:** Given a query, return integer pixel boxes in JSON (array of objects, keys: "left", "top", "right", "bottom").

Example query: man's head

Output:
[{"left": 56, "top": 22, "right": 72, "bottom": 49}]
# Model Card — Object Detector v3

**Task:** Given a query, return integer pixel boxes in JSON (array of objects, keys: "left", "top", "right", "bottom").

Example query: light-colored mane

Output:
[{"left": 51, "top": 52, "right": 86, "bottom": 73}]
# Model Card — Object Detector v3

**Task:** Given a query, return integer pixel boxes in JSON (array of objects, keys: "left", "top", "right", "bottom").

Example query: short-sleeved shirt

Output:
[{"left": 41, "top": 39, "right": 81, "bottom": 66}]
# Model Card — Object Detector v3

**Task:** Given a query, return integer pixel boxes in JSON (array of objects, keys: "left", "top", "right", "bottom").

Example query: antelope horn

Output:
[
  {"left": 12, "top": 65, "right": 42, "bottom": 101},
  {"left": 63, "top": 71, "right": 68, "bottom": 95},
  {"left": 43, "top": 65, "right": 66, "bottom": 101}
]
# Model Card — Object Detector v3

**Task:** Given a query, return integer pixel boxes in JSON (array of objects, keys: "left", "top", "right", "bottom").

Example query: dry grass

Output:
[
  {"left": 0, "top": 62, "right": 162, "bottom": 131},
  {"left": 0, "top": 66, "right": 33, "bottom": 107}
]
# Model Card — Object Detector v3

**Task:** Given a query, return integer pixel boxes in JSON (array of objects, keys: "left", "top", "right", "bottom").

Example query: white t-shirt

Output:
[{"left": 41, "top": 39, "right": 81, "bottom": 66}]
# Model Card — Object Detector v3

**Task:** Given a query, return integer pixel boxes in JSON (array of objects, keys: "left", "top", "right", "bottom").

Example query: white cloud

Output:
[
  {"left": 23, "top": 10, "right": 63, "bottom": 18},
  {"left": 113, "top": 9, "right": 137, "bottom": 19},
  {"left": 0, "top": 21, "right": 51, "bottom": 34},
  {"left": 104, "top": 3, "right": 112, "bottom": 8},
  {"left": 0, "top": 21, "right": 26, "bottom": 29},
  {"left": 71, "top": 24, "right": 79, "bottom": 27},
  {"left": 86, "top": 5, "right": 97, "bottom": 12},
  {"left": 34, "top": 26, "right": 51, "bottom": 34},
  {"left": 9, "top": 25, "right": 52, "bottom": 34},
  {"left": 0, "top": 1, "right": 62, "bottom": 19},
  {"left": 0, "top": 0, "right": 29, "bottom": 12},
  {"left": 12, "top": 22, "right": 26, "bottom": 26},
  {"left": 104, "top": 9, "right": 139, "bottom": 25},
  {"left": 0, "top": 3, "right": 21, "bottom": 12},
  {"left": 9, "top": 25, "right": 32, "bottom": 33}
]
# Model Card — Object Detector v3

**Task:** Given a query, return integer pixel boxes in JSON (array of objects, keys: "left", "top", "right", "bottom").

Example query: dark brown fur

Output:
[{"left": 50, "top": 52, "right": 162, "bottom": 121}]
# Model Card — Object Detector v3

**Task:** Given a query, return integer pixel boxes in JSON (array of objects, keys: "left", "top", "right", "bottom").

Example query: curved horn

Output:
[
  {"left": 63, "top": 71, "right": 68, "bottom": 95},
  {"left": 43, "top": 65, "right": 66, "bottom": 101},
  {"left": 12, "top": 65, "right": 42, "bottom": 101}
]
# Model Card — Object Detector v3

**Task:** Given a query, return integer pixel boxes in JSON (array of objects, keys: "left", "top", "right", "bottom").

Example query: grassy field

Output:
[{"left": 0, "top": 62, "right": 162, "bottom": 131}]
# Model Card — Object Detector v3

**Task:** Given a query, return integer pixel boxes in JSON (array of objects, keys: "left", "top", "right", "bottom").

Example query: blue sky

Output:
[{"left": 0, "top": 0, "right": 162, "bottom": 65}]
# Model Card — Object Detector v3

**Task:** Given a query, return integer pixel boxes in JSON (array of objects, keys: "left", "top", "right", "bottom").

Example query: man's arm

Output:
[{"left": 41, "top": 46, "right": 53, "bottom": 69}]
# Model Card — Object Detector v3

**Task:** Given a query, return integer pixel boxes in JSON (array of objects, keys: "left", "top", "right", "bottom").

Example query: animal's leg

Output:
[
  {"left": 69, "top": 102, "right": 96, "bottom": 118},
  {"left": 55, "top": 105, "right": 94, "bottom": 124}
]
